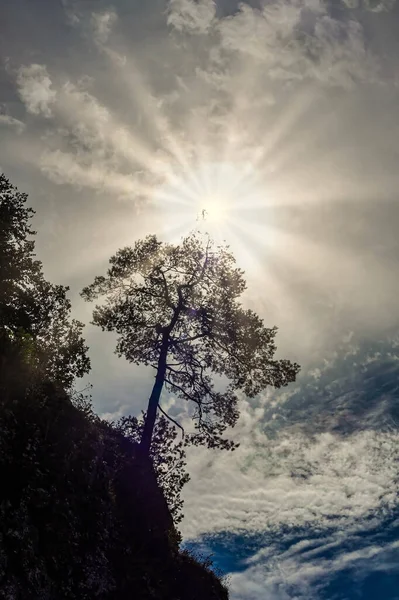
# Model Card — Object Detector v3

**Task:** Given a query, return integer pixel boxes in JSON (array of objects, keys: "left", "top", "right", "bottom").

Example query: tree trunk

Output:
[
  {"left": 140, "top": 299, "right": 182, "bottom": 454},
  {"left": 140, "top": 374, "right": 165, "bottom": 455},
  {"left": 140, "top": 339, "right": 168, "bottom": 455}
]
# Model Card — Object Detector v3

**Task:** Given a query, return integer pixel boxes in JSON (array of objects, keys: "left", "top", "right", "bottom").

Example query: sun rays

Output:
[
  {"left": 19, "top": 51, "right": 379, "bottom": 324},
  {"left": 25, "top": 56, "right": 360, "bottom": 310},
  {"left": 13, "top": 5, "right": 397, "bottom": 350},
  {"left": 150, "top": 158, "right": 277, "bottom": 253}
]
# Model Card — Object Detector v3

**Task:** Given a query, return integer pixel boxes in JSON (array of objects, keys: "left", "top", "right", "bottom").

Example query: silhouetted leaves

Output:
[
  {"left": 83, "top": 232, "right": 300, "bottom": 453},
  {"left": 0, "top": 174, "right": 90, "bottom": 389}
]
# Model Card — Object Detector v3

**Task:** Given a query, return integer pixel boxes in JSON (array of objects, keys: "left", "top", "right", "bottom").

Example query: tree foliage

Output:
[
  {"left": 82, "top": 233, "right": 300, "bottom": 453},
  {"left": 0, "top": 174, "right": 90, "bottom": 388}
]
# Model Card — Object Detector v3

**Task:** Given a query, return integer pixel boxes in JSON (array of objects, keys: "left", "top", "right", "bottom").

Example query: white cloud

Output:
[
  {"left": 100, "top": 404, "right": 129, "bottom": 422},
  {"left": 62, "top": 2, "right": 122, "bottom": 61},
  {"left": 167, "top": 0, "right": 216, "bottom": 34},
  {"left": 17, "top": 77, "right": 159, "bottom": 201},
  {"left": 228, "top": 533, "right": 399, "bottom": 599},
  {"left": 181, "top": 394, "right": 399, "bottom": 541},
  {"left": 40, "top": 149, "right": 138, "bottom": 200},
  {"left": 342, "top": 0, "right": 397, "bottom": 10},
  {"left": 183, "top": 333, "right": 399, "bottom": 552},
  {"left": 180, "top": 338, "right": 399, "bottom": 593},
  {"left": 91, "top": 9, "right": 118, "bottom": 45},
  {"left": 61, "top": 0, "right": 80, "bottom": 25},
  {"left": 217, "top": 0, "right": 374, "bottom": 88},
  {"left": 17, "top": 64, "right": 56, "bottom": 118},
  {"left": 0, "top": 114, "right": 25, "bottom": 133}
]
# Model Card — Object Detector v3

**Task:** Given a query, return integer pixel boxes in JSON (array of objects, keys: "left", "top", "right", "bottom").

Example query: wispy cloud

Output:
[
  {"left": 167, "top": 0, "right": 216, "bottom": 34},
  {"left": 182, "top": 333, "right": 399, "bottom": 594},
  {"left": 183, "top": 333, "right": 398, "bottom": 534},
  {"left": 62, "top": 1, "right": 122, "bottom": 61},
  {"left": 100, "top": 404, "right": 129, "bottom": 422},
  {"left": 91, "top": 9, "right": 118, "bottom": 45},
  {"left": 0, "top": 114, "right": 25, "bottom": 134},
  {"left": 216, "top": 1, "right": 375, "bottom": 88},
  {"left": 228, "top": 532, "right": 399, "bottom": 599},
  {"left": 17, "top": 75, "right": 160, "bottom": 201},
  {"left": 182, "top": 425, "right": 399, "bottom": 540},
  {"left": 342, "top": 0, "right": 397, "bottom": 11},
  {"left": 16, "top": 64, "right": 57, "bottom": 118}
]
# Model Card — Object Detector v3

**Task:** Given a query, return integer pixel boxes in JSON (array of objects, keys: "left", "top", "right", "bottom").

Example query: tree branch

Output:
[
  {"left": 164, "top": 377, "right": 198, "bottom": 404},
  {"left": 212, "top": 336, "right": 250, "bottom": 371},
  {"left": 165, "top": 364, "right": 184, "bottom": 376},
  {"left": 156, "top": 267, "right": 175, "bottom": 310},
  {"left": 157, "top": 403, "right": 185, "bottom": 439},
  {"left": 172, "top": 332, "right": 208, "bottom": 345}
]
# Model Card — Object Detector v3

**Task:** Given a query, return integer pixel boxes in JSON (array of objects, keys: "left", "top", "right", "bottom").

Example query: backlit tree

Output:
[
  {"left": 82, "top": 232, "right": 299, "bottom": 454},
  {"left": 0, "top": 173, "right": 90, "bottom": 389}
]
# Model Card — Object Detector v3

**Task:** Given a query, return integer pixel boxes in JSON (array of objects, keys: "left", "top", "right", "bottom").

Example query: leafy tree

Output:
[
  {"left": 117, "top": 413, "right": 190, "bottom": 525},
  {"left": 82, "top": 232, "right": 300, "bottom": 454},
  {"left": 0, "top": 173, "right": 90, "bottom": 388}
]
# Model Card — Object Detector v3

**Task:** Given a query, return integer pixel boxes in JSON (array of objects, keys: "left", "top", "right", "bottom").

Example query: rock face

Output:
[{"left": 0, "top": 374, "right": 228, "bottom": 600}]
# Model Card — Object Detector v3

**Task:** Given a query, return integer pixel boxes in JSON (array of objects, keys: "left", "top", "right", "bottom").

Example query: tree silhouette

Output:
[
  {"left": 82, "top": 232, "right": 299, "bottom": 454},
  {"left": 0, "top": 176, "right": 229, "bottom": 599},
  {"left": 117, "top": 413, "right": 190, "bottom": 526},
  {"left": 0, "top": 173, "right": 90, "bottom": 389}
]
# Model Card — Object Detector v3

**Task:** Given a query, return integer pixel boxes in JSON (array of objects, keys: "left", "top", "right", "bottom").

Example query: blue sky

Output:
[
  {"left": 1, "top": 0, "right": 399, "bottom": 597},
  {"left": 183, "top": 329, "right": 399, "bottom": 598}
]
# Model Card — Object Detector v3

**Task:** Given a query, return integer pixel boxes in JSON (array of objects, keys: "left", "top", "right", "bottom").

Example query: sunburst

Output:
[{"left": 151, "top": 158, "right": 276, "bottom": 255}]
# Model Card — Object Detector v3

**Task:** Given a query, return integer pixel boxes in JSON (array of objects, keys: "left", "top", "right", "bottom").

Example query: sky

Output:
[{"left": 1, "top": 0, "right": 399, "bottom": 598}]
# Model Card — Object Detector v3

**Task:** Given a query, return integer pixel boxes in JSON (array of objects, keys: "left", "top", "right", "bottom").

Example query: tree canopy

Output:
[
  {"left": 0, "top": 173, "right": 90, "bottom": 389},
  {"left": 82, "top": 232, "right": 300, "bottom": 453}
]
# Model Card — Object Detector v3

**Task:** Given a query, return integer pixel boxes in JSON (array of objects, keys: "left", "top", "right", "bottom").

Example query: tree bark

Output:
[
  {"left": 140, "top": 293, "right": 183, "bottom": 454},
  {"left": 140, "top": 340, "right": 168, "bottom": 455}
]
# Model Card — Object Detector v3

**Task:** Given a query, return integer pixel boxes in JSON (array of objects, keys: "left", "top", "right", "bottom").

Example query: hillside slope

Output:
[{"left": 0, "top": 343, "right": 228, "bottom": 600}]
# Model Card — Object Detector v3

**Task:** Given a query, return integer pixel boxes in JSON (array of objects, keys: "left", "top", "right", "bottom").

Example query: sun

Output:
[
  {"left": 151, "top": 159, "right": 276, "bottom": 263},
  {"left": 200, "top": 195, "right": 228, "bottom": 224}
]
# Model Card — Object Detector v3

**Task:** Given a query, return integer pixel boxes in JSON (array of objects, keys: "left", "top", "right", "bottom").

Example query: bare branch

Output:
[
  {"left": 157, "top": 403, "right": 185, "bottom": 439},
  {"left": 165, "top": 364, "right": 184, "bottom": 376}
]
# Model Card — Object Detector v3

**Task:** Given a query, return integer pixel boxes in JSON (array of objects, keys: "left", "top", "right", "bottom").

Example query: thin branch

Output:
[
  {"left": 166, "top": 364, "right": 185, "bottom": 376},
  {"left": 212, "top": 337, "right": 250, "bottom": 370},
  {"left": 172, "top": 332, "right": 208, "bottom": 345},
  {"left": 166, "top": 361, "right": 186, "bottom": 367},
  {"left": 157, "top": 403, "right": 185, "bottom": 439},
  {"left": 164, "top": 378, "right": 198, "bottom": 404}
]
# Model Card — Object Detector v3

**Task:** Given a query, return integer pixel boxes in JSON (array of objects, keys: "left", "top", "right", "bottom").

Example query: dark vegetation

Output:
[{"left": 0, "top": 173, "right": 299, "bottom": 598}]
